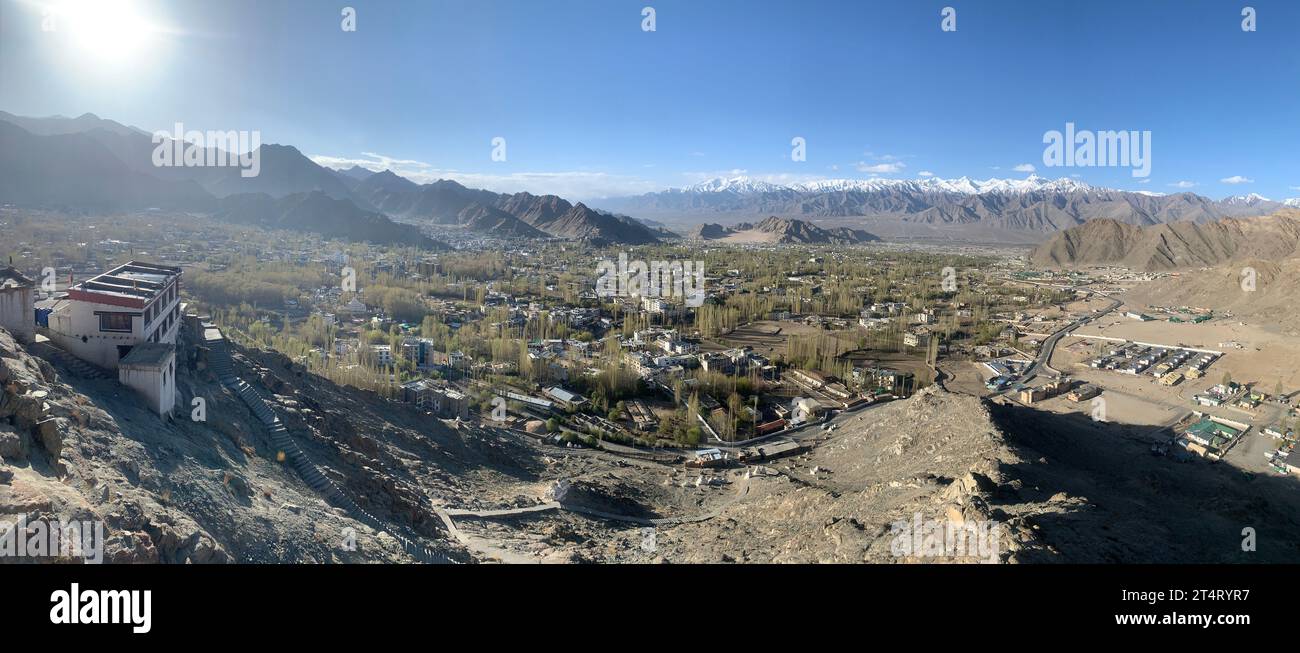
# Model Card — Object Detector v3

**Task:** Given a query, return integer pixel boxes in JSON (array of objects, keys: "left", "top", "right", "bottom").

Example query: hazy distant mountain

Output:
[
  {"left": 0, "top": 120, "right": 215, "bottom": 211},
  {"left": 625, "top": 215, "right": 681, "bottom": 239},
  {"left": 355, "top": 177, "right": 661, "bottom": 244},
  {"left": 687, "top": 223, "right": 733, "bottom": 240},
  {"left": 335, "top": 165, "right": 376, "bottom": 181},
  {"left": 0, "top": 115, "right": 441, "bottom": 248},
  {"left": 353, "top": 169, "right": 436, "bottom": 217},
  {"left": 688, "top": 216, "right": 879, "bottom": 245},
  {"left": 3, "top": 114, "right": 359, "bottom": 204},
  {"left": 0, "top": 111, "right": 657, "bottom": 245},
  {"left": 214, "top": 191, "right": 444, "bottom": 249},
  {"left": 205, "top": 144, "right": 360, "bottom": 201},
  {"left": 59, "top": 123, "right": 362, "bottom": 203},
  {"left": 1029, "top": 211, "right": 1300, "bottom": 271},
  {"left": 455, "top": 203, "right": 549, "bottom": 238},
  {"left": 0, "top": 111, "right": 146, "bottom": 138},
  {"left": 537, "top": 202, "right": 658, "bottom": 244},
  {"left": 600, "top": 175, "right": 1288, "bottom": 234},
  {"left": 327, "top": 165, "right": 375, "bottom": 192}
]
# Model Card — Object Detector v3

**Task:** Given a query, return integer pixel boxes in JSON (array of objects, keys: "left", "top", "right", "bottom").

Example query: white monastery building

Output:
[{"left": 46, "top": 261, "right": 182, "bottom": 416}]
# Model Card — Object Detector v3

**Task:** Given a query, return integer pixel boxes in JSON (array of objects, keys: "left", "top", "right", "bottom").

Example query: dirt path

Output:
[{"left": 433, "top": 507, "right": 547, "bottom": 564}]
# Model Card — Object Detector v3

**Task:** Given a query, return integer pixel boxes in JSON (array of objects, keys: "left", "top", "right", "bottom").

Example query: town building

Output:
[
  {"left": 1066, "top": 384, "right": 1101, "bottom": 402},
  {"left": 370, "top": 344, "right": 393, "bottom": 366},
  {"left": 400, "top": 379, "right": 469, "bottom": 419},
  {"left": 790, "top": 397, "right": 823, "bottom": 425},
  {"left": 0, "top": 267, "right": 35, "bottom": 343},
  {"left": 543, "top": 386, "right": 588, "bottom": 410},
  {"left": 118, "top": 343, "right": 177, "bottom": 417},
  {"left": 903, "top": 327, "right": 931, "bottom": 349},
  {"left": 1177, "top": 414, "right": 1249, "bottom": 459},
  {"left": 625, "top": 399, "right": 658, "bottom": 431},
  {"left": 45, "top": 261, "right": 183, "bottom": 370},
  {"left": 339, "top": 296, "right": 368, "bottom": 315},
  {"left": 1018, "top": 378, "right": 1070, "bottom": 404}
]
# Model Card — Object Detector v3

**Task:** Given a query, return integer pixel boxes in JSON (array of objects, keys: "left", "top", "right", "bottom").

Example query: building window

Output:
[{"left": 99, "top": 313, "right": 133, "bottom": 333}]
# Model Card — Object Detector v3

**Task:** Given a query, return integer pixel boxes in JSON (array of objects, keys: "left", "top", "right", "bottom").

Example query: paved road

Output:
[
  {"left": 1022, "top": 294, "right": 1123, "bottom": 383},
  {"left": 444, "top": 502, "right": 561, "bottom": 518},
  {"left": 986, "top": 292, "right": 1122, "bottom": 401}
]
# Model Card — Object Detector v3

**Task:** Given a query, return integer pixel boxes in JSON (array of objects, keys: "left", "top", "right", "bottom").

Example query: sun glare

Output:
[{"left": 53, "top": 0, "right": 159, "bottom": 63}]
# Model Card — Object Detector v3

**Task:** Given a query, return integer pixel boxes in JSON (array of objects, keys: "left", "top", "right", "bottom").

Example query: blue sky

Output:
[{"left": 2, "top": 0, "right": 1298, "bottom": 200}]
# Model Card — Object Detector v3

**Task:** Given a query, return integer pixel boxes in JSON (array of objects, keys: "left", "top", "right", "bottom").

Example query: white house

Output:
[
  {"left": 791, "top": 397, "right": 823, "bottom": 425},
  {"left": 118, "top": 343, "right": 177, "bottom": 417},
  {"left": 46, "top": 261, "right": 183, "bottom": 370},
  {"left": 370, "top": 344, "right": 393, "bottom": 365},
  {"left": 0, "top": 267, "right": 35, "bottom": 343}
]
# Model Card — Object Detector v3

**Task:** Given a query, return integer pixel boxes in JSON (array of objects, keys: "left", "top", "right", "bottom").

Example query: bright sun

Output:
[{"left": 54, "top": 0, "right": 158, "bottom": 63}]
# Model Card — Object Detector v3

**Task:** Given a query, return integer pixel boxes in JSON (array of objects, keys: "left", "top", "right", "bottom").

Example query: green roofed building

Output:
[{"left": 1180, "top": 416, "right": 1245, "bottom": 457}]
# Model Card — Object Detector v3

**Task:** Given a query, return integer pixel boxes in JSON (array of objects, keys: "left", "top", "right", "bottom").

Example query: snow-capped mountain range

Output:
[
  {"left": 1220, "top": 193, "right": 1274, "bottom": 207},
  {"left": 597, "top": 175, "right": 1300, "bottom": 234},
  {"left": 682, "top": 174, "right": 1094, "bottom": 196}
]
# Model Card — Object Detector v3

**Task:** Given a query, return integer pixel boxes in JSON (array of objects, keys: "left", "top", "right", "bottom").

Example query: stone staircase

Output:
[
  {"left": 29, "top": 340, "right": 109, "bottom": 380},
  {"left": 204, "top": 328, "right": 450, "bottom": 564}
]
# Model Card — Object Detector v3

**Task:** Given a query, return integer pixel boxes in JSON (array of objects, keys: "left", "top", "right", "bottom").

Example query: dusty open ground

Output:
[
  {"left": 702, "top": 320, "right": 837, "bottom": 357},
  {"left": 1022, "top": 274, "right": 1298, "bottom": 478},
  {"left": 1076, "top": 318, "right": 1293, "bottom": 383}
]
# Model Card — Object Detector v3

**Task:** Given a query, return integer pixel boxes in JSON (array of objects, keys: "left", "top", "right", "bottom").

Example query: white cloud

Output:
[
  {"left": 310, "top": 152, "right": 659, "bottom": 200},
  {"left": 1168, "top": 180, "right": 1197, "bottom": 189},
  {"left": 1012, "top": 163, "right": 1037, "bottom": 173},
  {"left": 864, "top": 152, "right": 902, "bottom": 162},
  {"left": 917, "top": 170, "right": 934, "bottom": 178},
  {"left": 1136, "top": 177, "right": 1150, "bottom": 184},
  {"left": 856, "top": 161, "right": 906, "bottom": 174},
  {"left": 1220, "top": 175, "right": 1254, "bottom": 185}
]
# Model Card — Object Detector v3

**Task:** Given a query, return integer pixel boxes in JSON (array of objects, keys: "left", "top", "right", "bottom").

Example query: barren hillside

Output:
[
  {"left": 0, "top": 327, "right": 435, "bottom": 563},
  {"left": 1030, "top": 211, "right": 1300, "bottom": 270},
  {"left": 592, "top": 388, "right": 1300, "bottom": 563},
  {"left": 8, "top": 325, "right": 1299, "bottom": 564},
  {"left": 1123, "top": 258, "right": 1300, "bottom": 330}
]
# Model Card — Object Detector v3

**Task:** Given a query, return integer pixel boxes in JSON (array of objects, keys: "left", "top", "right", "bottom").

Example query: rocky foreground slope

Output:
[
  {"left": 499, "top": 387, "right": 1300, "bottom": 563},
  {"left": 6, "top": 324, "right": 1299, "bottom": 564},
  {"left": 658, "top": 388, "right": 1300, "bottom": 562},
  {"left": 0, "top": 325, "right": 544, "bottom": 563}
]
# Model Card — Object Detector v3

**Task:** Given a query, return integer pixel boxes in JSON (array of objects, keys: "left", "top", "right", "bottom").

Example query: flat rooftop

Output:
[
  {"left": 72, "top": 261, "right": 181, "bottom": 303},
  {"left": 120, "top": 343, "right": 175, "bottom": 368},
  {"left": 1187, "top": 418, "right": 1241, "bottom": 438},
  {"left": 0, "top": 266, "right": 33, "bottom": 290}
]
